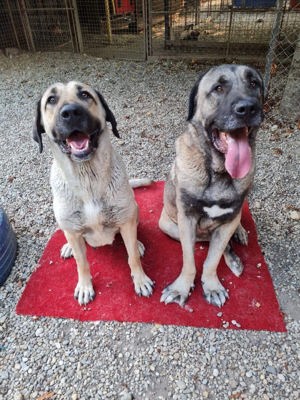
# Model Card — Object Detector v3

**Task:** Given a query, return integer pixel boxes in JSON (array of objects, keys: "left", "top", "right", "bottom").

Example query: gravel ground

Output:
[{"left": 0, "top": 52, "right": 299, "bottom": 400}]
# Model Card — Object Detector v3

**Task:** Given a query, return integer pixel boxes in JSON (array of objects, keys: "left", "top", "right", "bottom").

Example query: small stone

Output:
[
  {"left": 213, "top": 368, "right": 219, "bottom": 377},
  {"left": 71, "top": 394, "right": 78, "bottom": 400},
  {"left": 0, "top": 370, "right": 9, "bottom": 380},
  {"left": 289, "top": 210, "right": 300, "bottom": 220},
  {"left": 266, "top": 366, "right": 276, "bottom": 374},
  {"left": 278, "top": 373, "right": 286, "bottom": 382},
  {"left": 246, "top": 371, "right": 253, "bottom": 378},
  {"left": 14, "top": 393, "right": 24, "bottom": 400},
  {"left": 254, "top": 201, "right": 261, "bottom": 208},
  {"left": 119, "top": 391, "right": 133, "bottom": 400},
  {"left": 35, "top": 328, "right": 44, "bottom": 337},
  {"left": 202, "top": 391, "right": 209, "bottom": 398},
  {"left": 249, "top": 384, "right": 256, "bottom": 394},
  {"left": 177, "top": 380, "right": 186, "bottom": 390},
  {"left": 229, "top": 379, "right": 238, "bottom": 389},
  {"left": 271, "top": 124, "right": 278, "bottom": 132}
]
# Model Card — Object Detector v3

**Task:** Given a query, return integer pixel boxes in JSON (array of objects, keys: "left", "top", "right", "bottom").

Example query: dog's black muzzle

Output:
[{"left": 54, "top": 103, "right": 101, "bottom": 162}]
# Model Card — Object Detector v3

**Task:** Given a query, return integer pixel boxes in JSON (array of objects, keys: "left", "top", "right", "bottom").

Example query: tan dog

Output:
[
  {"left": 159, "top": 65, "right": 264, "bottom": 307},
  {"left": 33, "top": 81, "right": 154, "bottom": 305}
]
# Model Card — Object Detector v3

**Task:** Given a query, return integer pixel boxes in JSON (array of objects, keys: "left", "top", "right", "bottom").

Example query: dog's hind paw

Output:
[
  {"left": 202, "top": 278, "right": 229, "bottom": 307},
  {"left": 137, "top": 240, "right": 145, "bottom": 257},
  {"left": 160, "top": 275, "right": 195, "bottom": 307},
  {"left": 74, "top": 280, "right": 95, "bottom": 305},
  {"left": 132, "top": 271, "right": 154, "bottom": 297},
  {"left": 224, "top": 245, "right": 244, "bottom": 277},
  {"left": 60, "top": 243, "right": 73, "bottom": 259},
  {"left": 233, "top": 224, "right": 248, "bottom": 246}
]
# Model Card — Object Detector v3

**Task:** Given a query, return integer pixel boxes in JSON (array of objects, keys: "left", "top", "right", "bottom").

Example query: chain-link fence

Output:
[{"left": 0, "top": 0, "right": 299, "bottom": 121}]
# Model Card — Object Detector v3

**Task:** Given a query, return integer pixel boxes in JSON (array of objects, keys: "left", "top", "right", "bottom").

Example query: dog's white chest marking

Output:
[
  {"left": 84, "top": 201, "right": 104, "bottom": 226},
  {"left": 203, "top": 204, "right": 233, "bottom": 218}
]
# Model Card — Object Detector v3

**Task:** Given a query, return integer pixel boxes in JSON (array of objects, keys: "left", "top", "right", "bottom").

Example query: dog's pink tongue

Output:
[
  {"left": 225, "top": 133, "right": 251, "bottom": 179},
  {"left": 67, "top": 134, "right": 89, "bottom": 151}
]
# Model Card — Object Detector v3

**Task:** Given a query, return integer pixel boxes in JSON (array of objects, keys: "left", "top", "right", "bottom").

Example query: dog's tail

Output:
[{"left": 129, "top": 178, "right": 153, "bottom": 188}]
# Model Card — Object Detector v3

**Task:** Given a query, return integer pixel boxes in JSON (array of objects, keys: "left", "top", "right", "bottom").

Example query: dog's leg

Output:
[
  {"left": 120, "top": 218, "right": 154, "bottom": 297},
  {"left": 223, "top": 243, "right": 244, "bottom": 277},
  {"left": 159, "top": 207, "right": 180, "bottom": 240},
  {"left": 233, "top": 223, "right": 248, "bottom": 245},
  {"left": 201, "top": 212, "right": 241, "bottom": 307},
  {"left": 161, "top": 210, "right": 197, "bottom": 306},
  {"left": 63, "top": 231, "right": 95, "bottom": 305}
]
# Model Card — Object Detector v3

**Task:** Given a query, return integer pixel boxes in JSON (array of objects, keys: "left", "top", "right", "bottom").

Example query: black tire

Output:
[{"left": 0, "top": 208, "right": 17, "bottom": 286}]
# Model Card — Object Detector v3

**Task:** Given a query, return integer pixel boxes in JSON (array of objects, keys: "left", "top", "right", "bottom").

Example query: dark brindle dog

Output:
[{"left": 159, "top": 64, "right": 264, "bottom": 307}]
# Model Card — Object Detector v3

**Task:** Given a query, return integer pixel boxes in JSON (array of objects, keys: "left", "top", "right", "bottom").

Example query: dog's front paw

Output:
[
  {"left": 60, "top": 243, "right": 73, "bottom": 259},
  {"left": 132, "top": 271, "right": 154, "bottom": 297},
  {"left": 202, "top": 277, "right": 229, "bottom": 307},
  {"left": 74, "top": 278, "right": 95, "bottom": 305},
  {"left": 160, "top": 275, "right": 195, "bottom": 307}
]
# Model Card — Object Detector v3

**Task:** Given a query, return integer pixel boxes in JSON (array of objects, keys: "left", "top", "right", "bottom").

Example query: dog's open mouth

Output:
[
  {"left": 66, "top": 132, "right": 89, "bottom": 154},
  {"left": 212, "top": 127, "right": 252, "bottom": 179},
  {"left": 59, "top": 130, "right": 99, "bottom": 161}
]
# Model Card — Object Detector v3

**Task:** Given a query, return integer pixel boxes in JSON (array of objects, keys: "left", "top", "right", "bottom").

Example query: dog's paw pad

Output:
[{"left": 61, "top": 243, "right": 73, "bottom": 259}]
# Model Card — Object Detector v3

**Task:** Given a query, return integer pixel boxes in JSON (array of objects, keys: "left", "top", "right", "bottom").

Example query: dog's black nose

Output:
[
  {"left": 60, "top": 104, "right": 84, "bottom": 121},
  {"left": 233, "top": 99, "right": 258, "bottom": 118}
]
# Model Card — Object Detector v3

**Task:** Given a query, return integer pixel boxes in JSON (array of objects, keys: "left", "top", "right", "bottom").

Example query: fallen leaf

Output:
[{"left": 37, "top": 393, "right": 55, "bottom": 400}]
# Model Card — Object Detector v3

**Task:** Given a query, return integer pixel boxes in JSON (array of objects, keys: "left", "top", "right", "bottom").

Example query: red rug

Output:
[{"left": 16, "top": 181, "right": 286, "bottom": 331}]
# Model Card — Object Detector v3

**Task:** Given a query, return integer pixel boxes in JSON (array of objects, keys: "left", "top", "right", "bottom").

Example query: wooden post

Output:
[
  {"left": 6, "top": 0, "right": 21, "bottom": 48},
  {"left": 18, "top": 0, "right": 35, "bottom": 52},
  {"left": 71, "top": 0, "right": 84, "bottom": 53},
  {"left": 104, "top": 0, "right": 113, "bottom": 44}
]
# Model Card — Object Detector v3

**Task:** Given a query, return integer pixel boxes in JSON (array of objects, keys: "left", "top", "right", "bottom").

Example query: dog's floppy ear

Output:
[
  {"left": 33, "top": 99, "right": 45, "bottom": 153},
  {"left": 187, "top": 71, "right": 207, "bottom": 121},
  {"left": 95, "top": 90, "right": 120, "bottom": 138}
]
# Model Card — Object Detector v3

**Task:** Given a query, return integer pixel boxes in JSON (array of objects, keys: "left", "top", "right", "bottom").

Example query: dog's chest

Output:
[
  {"left": 82, "top": 199, "right": 119, "bottom": 228},
  {"left": 181, "top": 181, "right": 246, "bottom": 222}
]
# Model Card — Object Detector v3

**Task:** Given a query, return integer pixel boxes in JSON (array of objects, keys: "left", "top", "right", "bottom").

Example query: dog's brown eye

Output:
[
  {"left": 215, "top": 85, "right": 223, "bottom": 93},
  {"left": 47, "top": 96, "right": 57, "bottom": 105},
  {"left": 79, "top": 91, "right": 91, "bottom": 100}
]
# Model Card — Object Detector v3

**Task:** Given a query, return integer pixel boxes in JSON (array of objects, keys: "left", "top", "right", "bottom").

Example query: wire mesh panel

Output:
[
  {"left": 0, "top": 0, "right": 26, "bottom": 50},
  {"left": 76, "top": 0, "right": 146, "bottom": 59},
  {"left": 0, "top": 1, "right": 81, "bottom": 53},
  {"left": 0, "top": 0, "right": 146, "bottom": 59},
  {"left": 148, "top": 0, "right": 287, "bottom": 62},
  {"left": 264, "top": 1, "right": 300, "bottom": 121}
]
